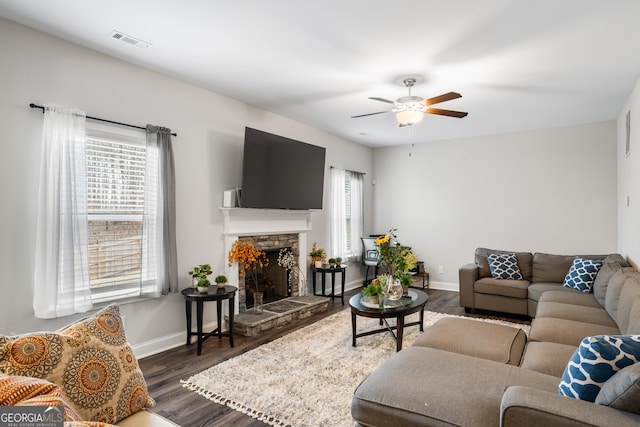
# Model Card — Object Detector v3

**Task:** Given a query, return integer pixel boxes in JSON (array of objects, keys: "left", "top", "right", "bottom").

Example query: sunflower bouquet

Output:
[{"left": 375, "top": 229, "right": 417, "bottom": 279}]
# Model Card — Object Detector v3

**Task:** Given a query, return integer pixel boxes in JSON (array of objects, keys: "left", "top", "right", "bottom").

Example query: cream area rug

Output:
[{"left": 181, "top": 310, "right": 529, "bottom": 427}]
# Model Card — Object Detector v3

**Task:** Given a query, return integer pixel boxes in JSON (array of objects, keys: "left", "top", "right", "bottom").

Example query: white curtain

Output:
[
  {"left": 34, "top": 104, "right": 92, "bottom": 318},
  {"left": 349, "top": 170, "right": 364, "bottom": 261},
  {"left": 330, "top": 168, "right": 347, "bottom": 259},
  {"left": 330, "top": 168, "right": 364, "bottom": 261},
  {"left": 143, "top": 125, "right": 177, "bottom": 295}
]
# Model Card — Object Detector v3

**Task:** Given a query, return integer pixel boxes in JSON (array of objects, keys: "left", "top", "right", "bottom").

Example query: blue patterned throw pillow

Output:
[
  {"left": 487, "top": 253, "right": 523, "bottom": 280},
  {"left": 559, "top": 335, "right": 640, "bottom": 402},
  {"left": 563, "top": 257, "right": 603, "bottom": 293}
]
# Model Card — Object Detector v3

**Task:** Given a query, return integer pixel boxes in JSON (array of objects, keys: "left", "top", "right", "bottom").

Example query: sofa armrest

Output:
[
  {"left": 459, "top": 263, "right": 478, "bottom": 309},
  {"left": 501, "top": 386, "right": 640, "bottom": 427}
]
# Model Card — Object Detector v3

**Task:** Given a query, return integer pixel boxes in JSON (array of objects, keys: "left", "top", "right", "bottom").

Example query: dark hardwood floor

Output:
[{"left": 138, "top": 288, "right": 530, "bottom": 426}]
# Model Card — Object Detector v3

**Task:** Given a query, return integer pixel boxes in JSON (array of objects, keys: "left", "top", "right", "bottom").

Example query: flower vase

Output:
[
  {"left": 385, "top": 276, "right": 403, "bottom": 301},
  {"left": 253, "top": 291, "right": 264, "bottom": 314}
]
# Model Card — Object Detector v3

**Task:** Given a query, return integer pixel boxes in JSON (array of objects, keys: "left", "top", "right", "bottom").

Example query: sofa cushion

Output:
[
  {"left": 527, "top": 282, "right": 573, "bottom": 304},
  {"left": 538, "top": 290, "right": 602, "bottom": 308},
  {"left": 520, "top": 341, "right": 577, "bottom": 378},
  {"left": 412, "top": 317, "right": 527, "bottom": 365},
  {"left": 535, "top": 302, "right": 618, "bottom": 328},
  {"left": 617, "top": 279, "right": 640, "bottom": 334},
  {"left": 0, "top": 305, "right": 154, "bottom": 425},
  {"left": 475, "top": 277, "right": 529, "bottom": 299},
  {"left": 487, "top": 253, "right": 524, "bottom": 280},
  {"left": 529, "top": 317, "right": 620, "bottom": 346},
  {"left": 559, "top": 335, "right": 640, "bottom": 402},
  {"left": 605, "top": 269, "right": 640, "bottom": 321},
  {"left": 593, "top": 262, "right": 623, "bottom": 307},
  {"left": 475, "top": 248, "right": 532, "bottom": 280},
  {"left": 595, "top": 362, "right": 640, "bottom": 414},
  {"left": 351, "top": 346, "right": 559, "bottom": 427},
  {"left": 562, "top": 257, "right": 603, "bottom": 293},
  {"left": 532, "top": 253, "right": 575, "bottom": 283}
]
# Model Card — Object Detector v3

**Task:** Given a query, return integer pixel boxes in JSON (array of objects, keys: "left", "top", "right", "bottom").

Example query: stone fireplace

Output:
[
  {"left": 221, "top": 208, "right": 311, "bottom": 314},
  {"left": 237, "top": 234, "right": 299, "bottom": 310}
]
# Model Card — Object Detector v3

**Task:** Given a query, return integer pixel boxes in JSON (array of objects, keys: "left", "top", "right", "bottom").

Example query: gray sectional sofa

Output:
[
  {"left": 350, "top": 250, "right": 640, "bottom": 426},
  {"left": 459, "top": 248, "right": 630, "bottom": 316}
]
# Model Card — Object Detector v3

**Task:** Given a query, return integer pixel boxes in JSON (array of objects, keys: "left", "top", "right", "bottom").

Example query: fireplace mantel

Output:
[
  {"left": 220, "top": 207, "right": 312, "bottom": 236},
  {"left": 220, "top": 208, "right": 312, "bottom": 313}
]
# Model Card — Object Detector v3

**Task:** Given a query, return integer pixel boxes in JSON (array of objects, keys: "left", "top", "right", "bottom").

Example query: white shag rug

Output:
[{"left": 181, "top": 309, "right": 529, "bottom": 427}]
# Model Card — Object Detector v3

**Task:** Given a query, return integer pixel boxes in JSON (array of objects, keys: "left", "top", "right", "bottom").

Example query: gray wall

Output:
[
  {"left": 618, "top": 77, "right": 640, "bottom": 266},
  {"left": 372, "top": 121, "right": 619, "bottom": 289},
  {"left": 0, "top": 18, "right": 373, "bottom": 356}
]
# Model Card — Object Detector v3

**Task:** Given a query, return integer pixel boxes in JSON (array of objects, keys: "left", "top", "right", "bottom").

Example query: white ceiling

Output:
[{"left": 1, "top": 0, "right": 639, "bottom": 147}]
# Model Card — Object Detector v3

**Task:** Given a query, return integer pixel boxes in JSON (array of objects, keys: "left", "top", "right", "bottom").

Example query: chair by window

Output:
[{"left": 361, "top": 237, "right": 380, "bottom": 285}]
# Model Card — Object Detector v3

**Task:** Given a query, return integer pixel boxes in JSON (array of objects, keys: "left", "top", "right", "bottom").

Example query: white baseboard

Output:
[{"left": 132, "top": 321, "right": 218, "bottom": 360}]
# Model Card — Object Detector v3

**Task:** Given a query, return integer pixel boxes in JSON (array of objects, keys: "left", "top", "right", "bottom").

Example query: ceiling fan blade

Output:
[
  {"left": 424, "top": 92, "right": 462, "bottom": 106},
  {"left": 368, "top": 97, "right": 396, "bottom": 104},
  {"left": 351, "top": 111, "right": 390, "bottom": 118},
  {"left": 426, "top": 108, "right": 468, "bottom": 118}
]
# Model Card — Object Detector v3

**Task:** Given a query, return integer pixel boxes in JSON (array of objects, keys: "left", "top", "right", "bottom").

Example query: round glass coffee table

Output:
[{"left": 349, "top": 289, "right": 428, "bottom": 352}]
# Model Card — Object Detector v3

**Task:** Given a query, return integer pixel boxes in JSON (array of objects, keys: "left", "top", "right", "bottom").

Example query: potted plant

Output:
[
  {"left": 189, "top": 264, "right": 212, "bottom": 288},
  {"left": 196, "top": 277, "right": 210, "bottom": 293},
  {"left": 335, "top": 257, "right": 343, "bottom": 266},
  {"left": 362, "top": 278, "right": 383, "bottom": 305},
  {"left": 328, "top": 258, "right": 336, "bottom": 268},
  {"left": 214, "top": 274, "right": 228, "bottom": 289},
  {"left": 228, "top": 240, "right": 269, "bottom": 313},
  {"left": 309, "top": 242, "right": 326, "bottom": 268},
  {"left": 400, "top": 273, "right": 413, "bottom": 296}
]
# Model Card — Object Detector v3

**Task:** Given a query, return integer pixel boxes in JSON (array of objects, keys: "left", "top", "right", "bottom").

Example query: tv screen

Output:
[{"left": 240, "top": 127, "right": 326, "bottom": 210}]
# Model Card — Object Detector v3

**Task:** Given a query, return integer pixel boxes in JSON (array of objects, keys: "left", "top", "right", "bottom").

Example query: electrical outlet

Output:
[{"left": 438, "top": 265, "right": 444, "bottom": 274}]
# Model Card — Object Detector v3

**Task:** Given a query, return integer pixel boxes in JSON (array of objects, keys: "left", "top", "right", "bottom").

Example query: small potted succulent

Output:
[
  {"left": 362, "top": 278, "right": 384, "bottom": 305},
  {"left": 328, "top": 258, "right": 337, "bottom": 268},
  {"left": 214, "top": 274, "right": 228, "bottom": 289},
  {"left": 189, "top": 264, "right": 212, "bottom": 291},
  {"left": 309, "top": 242, "right": 326, "bottom": 268},
  {"left": 335, "top": 257, "right": 343, "bottom": 266},
  {"left": 400, "top": 273, "right": 413, "bottom": 296},
  {"left": 196, "top": 277, "right": 210, "bottom": 293}
]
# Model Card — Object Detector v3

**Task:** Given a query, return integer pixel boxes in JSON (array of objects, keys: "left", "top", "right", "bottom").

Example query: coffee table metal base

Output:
[{"left": 349, "top": 290, "right": 428, "bottom": 352}]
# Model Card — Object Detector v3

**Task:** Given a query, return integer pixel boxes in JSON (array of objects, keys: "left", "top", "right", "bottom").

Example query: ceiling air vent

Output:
[{"left": 108, "top": 30, "right": 151, "bottom": 48}]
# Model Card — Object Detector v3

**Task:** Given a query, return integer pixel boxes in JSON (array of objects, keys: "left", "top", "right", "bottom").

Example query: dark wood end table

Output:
[
  {"left": 349, "top": 289, "right": 428, "bottom": 352},
  {"left": 181, "top": 286, "right": 237, "bottom": 355},
  {"left": 311, "top": 264, "right": 347, "bottom": 305}
]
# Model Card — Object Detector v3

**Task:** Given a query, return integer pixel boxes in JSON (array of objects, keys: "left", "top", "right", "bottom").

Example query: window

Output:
[
  {"left": 85, "top": 124, "right": 151, "bottom": 302},
  {"left": 34, "top": 105, "right": 176, "bottom": 318},
  {"left": 330, "top": 168, "right": 364, "bottom": 260}
]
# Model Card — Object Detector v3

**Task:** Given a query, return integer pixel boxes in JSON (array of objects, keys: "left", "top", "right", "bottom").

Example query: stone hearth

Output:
[{"left": 227, "top": 295, "right": 328, "bottom": 337}]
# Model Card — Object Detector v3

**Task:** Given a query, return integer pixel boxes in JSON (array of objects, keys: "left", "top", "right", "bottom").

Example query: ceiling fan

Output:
[{"left": 352, "top": 78, "right": 468, "bottom": 127}]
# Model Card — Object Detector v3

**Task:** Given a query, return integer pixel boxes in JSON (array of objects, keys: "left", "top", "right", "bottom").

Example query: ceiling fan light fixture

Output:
[{"left": 396, "top": 110, "right": 424, "bottom": 126}]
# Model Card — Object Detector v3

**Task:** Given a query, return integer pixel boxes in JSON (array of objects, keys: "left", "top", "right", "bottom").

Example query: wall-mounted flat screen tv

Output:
[{"left": 240, "top": 127, "right": 326, "bottom": 210}]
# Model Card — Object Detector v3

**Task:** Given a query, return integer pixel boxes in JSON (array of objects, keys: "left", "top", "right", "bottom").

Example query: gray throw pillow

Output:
[
  {"left": 596, "top": 363, "right": 640, "bottom": 414},
  {"left": 593, "top": 262, "right": 621, "bottom": 307},
  {"left": 605, "top": 268, "right": 637, "bottom": 321}
]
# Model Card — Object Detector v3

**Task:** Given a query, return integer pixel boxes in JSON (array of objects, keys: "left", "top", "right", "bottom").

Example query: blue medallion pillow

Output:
[
  {"left": 487, "top": 253, "right": 523, "bottom": 280},
  {"left": 559, "top": 335, "right": 640, "bottom": 402},
  {"left": 562, "top": 257, "right": 603, "bottom": 293}
]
